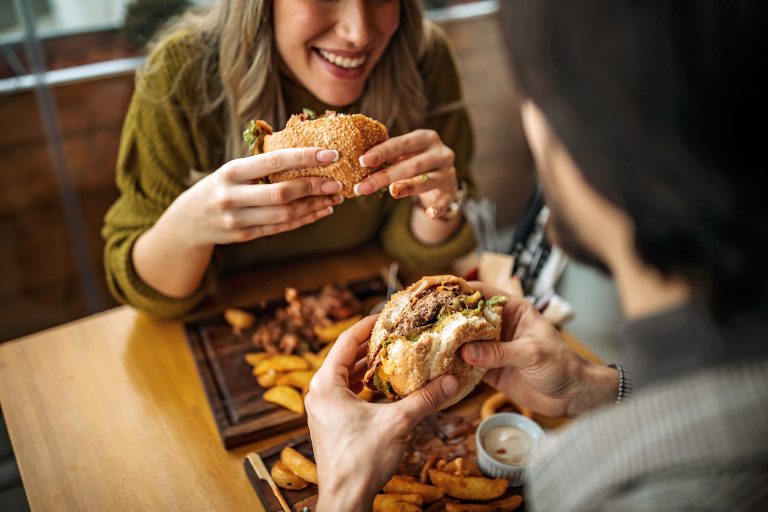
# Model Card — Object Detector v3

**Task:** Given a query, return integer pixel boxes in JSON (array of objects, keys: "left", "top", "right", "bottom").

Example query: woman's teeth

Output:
[{"left": 318, "top": 49, "right": 367, "bottom": 69}]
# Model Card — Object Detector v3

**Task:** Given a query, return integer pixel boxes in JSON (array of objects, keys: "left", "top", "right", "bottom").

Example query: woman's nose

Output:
[{"left": 336, "top": 0, "right": 373, "bottom": 48}]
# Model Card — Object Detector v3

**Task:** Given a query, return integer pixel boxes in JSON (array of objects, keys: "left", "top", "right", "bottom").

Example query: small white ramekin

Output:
[{"left": 475, "top": 412, "right": 545, "bottom": 487}]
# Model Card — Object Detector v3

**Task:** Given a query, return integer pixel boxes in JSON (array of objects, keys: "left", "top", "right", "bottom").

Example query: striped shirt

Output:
[{"left": 527, "top": 303, "right": 768, "bottom": 511}]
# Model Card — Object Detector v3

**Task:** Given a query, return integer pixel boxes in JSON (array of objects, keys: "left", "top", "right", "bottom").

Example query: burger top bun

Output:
[
  {"left": 245, "top": 111, "right": 388, "bottom": 198},
  {"left": 364, "top": 275, "right": 506, "bottom": 410}
]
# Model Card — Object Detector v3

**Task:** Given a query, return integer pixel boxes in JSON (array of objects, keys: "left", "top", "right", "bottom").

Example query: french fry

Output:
[
  {"left": 244, "top": 352, "right": 271, "bottom": 366},
  {"left": 373, "top": 493, "right": 423, "bottom": 512},
  {"left": 313, "top": 315, "right": 362, "bottom": 343},
  {"left": 383, "top": 475, "right": 445, "bottom": 503},
  {"left": 224, "top": 308, "right": 255, "bottom": 332},
  {"left": 253, "top": 355, "right": 309, "bottom": 376},
  {"left": 256, "top": 370, "right": 278, "bottom": 388},
  {"left": 270, "top": 461, "right": 310, "bottom": 491},
  {"left": 275, "top": 370, "right": 315, "bottom": 390},
  {"left": 263, "top": 386, "right": 305, "bottom": 415},
  {"left": 280, "top": 446, "right": 318, "bottom": 484},
  {"left": 428, "top": 470, "right": 507, "bottom": 501},
  {"left": 302, "top": 352, "right": 325, "bottom": 370},
  {"left": 445, "top": 495, "right": 523, "bottom": 512}
]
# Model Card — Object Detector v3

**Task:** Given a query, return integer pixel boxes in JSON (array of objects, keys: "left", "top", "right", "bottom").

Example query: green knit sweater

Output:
[{"left": 102, "top": 30, "right": 476, "bottom": 318}]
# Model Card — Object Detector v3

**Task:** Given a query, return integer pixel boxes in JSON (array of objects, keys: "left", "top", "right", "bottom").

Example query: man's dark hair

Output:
[{"left": 500, "top": 1, "right": 767, "bottom": 322}]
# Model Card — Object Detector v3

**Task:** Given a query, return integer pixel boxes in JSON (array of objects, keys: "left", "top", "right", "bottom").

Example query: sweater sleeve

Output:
[
  {"left": 380, "top": 28, "right": 476, "bottom": 271},
  {"left": 102, "top": 35, "right": 212, "bottom": 318}
]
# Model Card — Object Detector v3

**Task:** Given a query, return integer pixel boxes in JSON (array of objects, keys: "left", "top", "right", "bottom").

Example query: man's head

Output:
[{"left": 500, "top": 1, "right": 767, "bottom": 322}]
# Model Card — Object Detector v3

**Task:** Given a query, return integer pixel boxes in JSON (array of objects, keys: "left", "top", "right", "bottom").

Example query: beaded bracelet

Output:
[{"left": 608, "top": 363, "right": 632, "bottom": 406}]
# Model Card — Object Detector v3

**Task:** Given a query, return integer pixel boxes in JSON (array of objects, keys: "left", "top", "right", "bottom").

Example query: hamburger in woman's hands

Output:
[
  {"left": 364, "top": 275, "right": 507, "bottom": 409},
  {"left": 243, "top": 109, "right": 388, "bottom": 198}
]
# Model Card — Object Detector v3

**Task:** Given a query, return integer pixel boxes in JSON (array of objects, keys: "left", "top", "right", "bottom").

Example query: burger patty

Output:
[{"left": 393, "top": 288, "right": 463, "bottom": 337}]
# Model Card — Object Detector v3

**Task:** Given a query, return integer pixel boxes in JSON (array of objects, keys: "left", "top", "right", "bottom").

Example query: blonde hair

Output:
[{"left": 141, "top": 0, "right": 445, "bottom": 162}]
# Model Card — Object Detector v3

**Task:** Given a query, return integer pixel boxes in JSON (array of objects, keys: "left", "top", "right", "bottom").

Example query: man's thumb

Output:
[
  {"left": 398, "top": 374, "right": 459, "bottom": 421},
  {"left": 461, "top": 341, "right": 510, "bottom": 369}
]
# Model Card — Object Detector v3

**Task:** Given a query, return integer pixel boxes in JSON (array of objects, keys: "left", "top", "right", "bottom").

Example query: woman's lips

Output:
[{"left": 313, "top": 48, "right": 368, "bottom": 80}]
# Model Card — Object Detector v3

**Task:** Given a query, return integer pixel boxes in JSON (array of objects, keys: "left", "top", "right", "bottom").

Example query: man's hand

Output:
[
  {"left": 461, "top": 283, "right": 618, "bottom": 418},
  {"left": 306, "top": 315, "right": 458, "bottom": 512}
]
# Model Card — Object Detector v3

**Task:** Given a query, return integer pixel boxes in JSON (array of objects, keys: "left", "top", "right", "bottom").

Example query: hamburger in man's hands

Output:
[
  {"left": 364, "top": 275, "right": 507, "bottom": 409},
  {"left": 243, "top": 109, "right": 388, "bottom": 198}
]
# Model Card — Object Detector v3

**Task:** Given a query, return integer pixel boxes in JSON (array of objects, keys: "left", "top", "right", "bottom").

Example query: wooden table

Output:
[{"left": 0, "top": 246, "right": 598, "bottom": 511}]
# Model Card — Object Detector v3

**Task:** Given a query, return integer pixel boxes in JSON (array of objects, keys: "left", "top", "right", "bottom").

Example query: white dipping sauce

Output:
[{"left": 482, "top": 426, "right": 531, "bottom": 466}]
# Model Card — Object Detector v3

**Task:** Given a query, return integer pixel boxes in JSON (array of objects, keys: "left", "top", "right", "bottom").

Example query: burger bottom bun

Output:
[{"left": 384, "top": 310, "right": 501, "bottom": 410}]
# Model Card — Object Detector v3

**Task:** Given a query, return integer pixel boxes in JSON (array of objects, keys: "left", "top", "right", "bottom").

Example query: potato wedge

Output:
[
  {"left": 270, "top": 461, "right": 309, "bottom": 491},
  {"left": 224, "top": 308, "right": 255, "bottom": 332},
  {"left": 253, "top": 355, "right": 309, "bottom": 376},
  {"left": 373, "top": 493, "right": 423, "bottom": 512},
  {"left": 280, "top": 446, "right": 317, "bottom": 484},
  {"left": 244, "top": 352, "right": 271, "bottom": 366},
  {"left": 380, "top": 503, "right": 422, "bottom": 512},
  {"left": 383, "top": 475, "right": 445, "bottom": 503},
  {"left": 263, "top": 386, "right": 304, "bottom": 415},
  {"left": 357, "top": 387, "right": 376, "bottom": 402},
  {"left": 445, "top": 495, "right": 523, "bottom": 512},
  {"left": 275, "top": 370, "right": 315, "bottom": 390},
  {"left": 313, "top": 315, "right": 362, "bottom": 343},
  {"left": 302, "top": 352, "right": 325, "bottom": 370},
  {"left": 256, "top": 370, "right": 278, "bottom": 388},
  {"left": 428, "top": 470, "right": 507, "bottom": 501}
]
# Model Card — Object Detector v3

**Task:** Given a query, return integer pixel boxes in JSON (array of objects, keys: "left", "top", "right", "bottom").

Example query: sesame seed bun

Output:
[
  {"left": 364, "top": 275, "right": 506, "bottom": 409},
  {"left": 256, "top": 112, "right": 388, "bottom": 198}
]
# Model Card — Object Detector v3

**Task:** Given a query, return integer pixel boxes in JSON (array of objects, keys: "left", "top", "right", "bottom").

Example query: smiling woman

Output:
[
  {"left": 274, "top": 0, "right": 400, "bottom": 106},
  {"left": 102, "top": 0, "right": 477, "bottom": 318}
]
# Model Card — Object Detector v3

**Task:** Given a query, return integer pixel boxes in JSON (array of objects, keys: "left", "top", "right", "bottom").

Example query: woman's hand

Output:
[
  {"left": 460, "top": 283, "right": 618, "bottom": 418},
  {"left": 168, "top": 147, "right": 344, "bottom": 247},
  {"left": 353, "top": 129, "right": 459, "bottom": 219},
  {"left": 306, "top": 316, "right": 458, "bottom": 512},
  {"left": 133, "top": 147, "right": 343, "bottom": 298}
]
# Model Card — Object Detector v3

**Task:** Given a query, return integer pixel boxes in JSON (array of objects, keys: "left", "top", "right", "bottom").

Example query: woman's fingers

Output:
[
  {"left": 224, "top": 204, "right": 335, "bottom": 243},
  {"left": 355, "top": 130, "right": 454, "bottom": 196},
  {"left": 355, "top": 150, "right": 454, "bottom": 196},
  {"left": 359, "top": 129, "right": 438, "bottom": 168},
  {"left": 389, "top": 167, "right": 456, "bottom": 199},
  {"left": 224, "top": 147, "right": 340, "bottom": 183},
  {"left": 227, "top": 195, "right": 343, "bottom": 228},
  {"left": 226, "top": 177, "right": 343, "bottom": 208}
]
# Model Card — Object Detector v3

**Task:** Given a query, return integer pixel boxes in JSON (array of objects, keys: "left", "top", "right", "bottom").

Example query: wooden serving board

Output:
[
  {"left": 184, "top": 276, "right": 390, "bottom": 449},
  {"left": 245, "top": 388, "right": 542, "bottom": 512},
  {"left": 245, "top": 431, "right": 319, "bottom": 512}
]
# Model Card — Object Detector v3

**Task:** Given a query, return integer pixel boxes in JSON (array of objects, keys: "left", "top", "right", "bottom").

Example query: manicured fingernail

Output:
[
  {"left": 355, "top": 182, "right": 374, "bottom": 196},
  {"left": 426, "top": 207, "right": 439, "bottom": 219},
  {"left": 322, "top": 206, "right": 334, "bottom": 215},
  {"left": 321, "top": 181, "right": 343, "bottom": 194},
  {"left": 332, "top": 194, "right": 344, "bottom": 204},
  {"left": 466, "top": 343, "right": 481, "bottom": 361},
  {"left": 359, "top": 154, "right": 380, "bottom": 168},
  {"left": 441, "top": 374, "right": 458, "bottom": 396},
  {"left": 317, "top": 150, "right": 339, "bottom": 163}
]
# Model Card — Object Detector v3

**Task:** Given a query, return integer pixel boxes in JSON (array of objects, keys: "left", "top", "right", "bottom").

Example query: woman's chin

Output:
[{"left": 309, "top": 84, "right": 365, "bottom": 108}]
